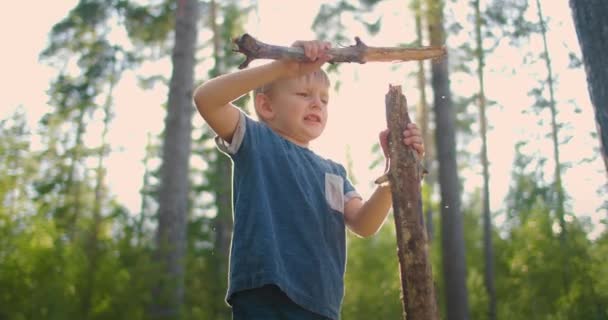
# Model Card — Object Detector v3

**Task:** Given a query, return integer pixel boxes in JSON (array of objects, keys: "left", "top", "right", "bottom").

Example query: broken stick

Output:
[
  {"left": 385, "top": 85, "right": 438, "bottom": 320},
  {"left": 233, "top": 33, "right": 446, "bottom": 69}
]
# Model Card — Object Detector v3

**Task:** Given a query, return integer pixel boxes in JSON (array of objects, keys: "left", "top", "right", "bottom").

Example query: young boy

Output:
[{"left": 193, "top": 40, "right": 424, "bottom": 320}]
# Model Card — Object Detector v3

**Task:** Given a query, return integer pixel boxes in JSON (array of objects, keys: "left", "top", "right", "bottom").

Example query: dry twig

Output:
[{"left": 233, "top": 33, "right": 446, "bottom": 69}]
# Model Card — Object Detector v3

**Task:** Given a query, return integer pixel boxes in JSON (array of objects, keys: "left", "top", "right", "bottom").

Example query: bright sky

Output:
[{"left": 1, "top": 1, "right": 604, "bottom": 238}]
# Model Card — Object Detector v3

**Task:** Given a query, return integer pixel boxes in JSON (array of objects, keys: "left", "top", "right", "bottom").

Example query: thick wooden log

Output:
[
  {"left": 233, "top": 33, "right": 446, "bottom": 69},
  {"left": 385, "top": 85, "right": 438, "bottom": 320}
]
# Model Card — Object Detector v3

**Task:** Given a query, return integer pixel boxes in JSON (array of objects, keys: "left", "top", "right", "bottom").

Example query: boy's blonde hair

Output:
[{"left": 253, "top": 69, "right": 331, "bottom": 120}]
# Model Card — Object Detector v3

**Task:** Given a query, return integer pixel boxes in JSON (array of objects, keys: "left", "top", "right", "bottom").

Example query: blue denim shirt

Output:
[{"left": 216, "top": 113, "right": 360, "bottom": 319}]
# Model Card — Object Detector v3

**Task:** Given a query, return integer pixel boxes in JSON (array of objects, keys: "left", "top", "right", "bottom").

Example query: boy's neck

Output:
[{"left": 265, "top": 121, "right": 311, "bottom": 148}]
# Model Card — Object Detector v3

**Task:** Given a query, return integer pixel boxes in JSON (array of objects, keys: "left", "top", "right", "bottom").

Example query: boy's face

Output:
[{"left": 258, "top": 75, "right": 330, "bottom": 147}]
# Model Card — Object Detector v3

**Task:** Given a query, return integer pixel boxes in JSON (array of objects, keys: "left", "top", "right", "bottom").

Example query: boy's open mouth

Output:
[{"left": 304, "top": 114, "right": 321, "bottom": 123}]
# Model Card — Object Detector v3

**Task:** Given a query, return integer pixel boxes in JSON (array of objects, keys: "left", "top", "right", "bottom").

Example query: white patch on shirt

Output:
[{"left": 325, "top": 173, "right": 344, "bottom": 214}]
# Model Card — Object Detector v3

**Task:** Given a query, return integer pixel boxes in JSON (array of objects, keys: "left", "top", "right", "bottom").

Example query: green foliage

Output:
[
  {"left": 1, "top": 1, "right": 606, "bottom": 320},
  {"left": 123, "top": 0, "right": 175, "bottom": 48},
  {"left": 312, "top": 0, "right": 383, "bottom": 76},
  {"left": 341, "top": 220, "right": 402, "bottom": 319},
  {"left": 486, "top": 143, "right": 608, "bottom": 320},
  {"left": 0, "top": 209, "right": 156, "bottom": 320},
  {"left": 460, "top": 191, "right": 490, "bottom": 320},
  {"left": 314, "top": 0, "right": 382, "bottom": 39},
  {"left": 485, "top": 0, "right": 537, "bottom": 43},
  {"left": 313, "top": 1, "right": 357, "bottom": 44}
]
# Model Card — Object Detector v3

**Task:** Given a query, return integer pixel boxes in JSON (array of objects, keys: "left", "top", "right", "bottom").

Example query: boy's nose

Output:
[{"left": 310, "top": 96, "right": 322, "bottom": 109}]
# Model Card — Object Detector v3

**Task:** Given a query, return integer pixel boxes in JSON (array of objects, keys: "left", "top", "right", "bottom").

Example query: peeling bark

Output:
[
  {"left": 233, "top": 33, "right": 446, "bottom": 69},
  {"left": 385, "top": 85, "right": 438, "bottom": 320}
]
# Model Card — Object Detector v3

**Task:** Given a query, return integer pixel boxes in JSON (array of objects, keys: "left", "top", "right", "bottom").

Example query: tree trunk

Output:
[
  {"left": 569, "top": 0, "right": 608, "bottom": 175},
  {"left": 209, "top": 1, "right": 233, "bottom": 318},
  {"left": 426, "top": 0, "right": 470, "bottom": 319},
  {"left": 385, "top": 85, "right": 439, "bottom": 320},
  {"left": 138, "top": 132, "right": 155, "bottom": 246},
  {"left": 412, "top": 0, "right": 435, "bottom": 242},
  {"left": 66, "top": 106, "right": 86, "bottom": 238},
  {"left": 81, "top": 64, "right": 117, "bottom": 319},
  {"left": 152, "top": 0, "right": 199, "bottom": 318},
  {"left": 536, "top": 0, "right": 567, "bottom": 242},
  {"left": 473, "top": 0, "right": 496, "bottom": 318}
]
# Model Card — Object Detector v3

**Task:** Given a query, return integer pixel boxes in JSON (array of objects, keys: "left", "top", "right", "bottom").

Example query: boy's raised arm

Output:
[
  {"left": 193, "top": 61, "right": 288, "bottom": 142},
  {"left": 193, "top": 40, "right": 331, "bottom": 143}
]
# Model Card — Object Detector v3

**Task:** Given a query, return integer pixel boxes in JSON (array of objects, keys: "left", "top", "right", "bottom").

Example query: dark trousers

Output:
[{"left": 231, "top": 285, "right": 332, "bottom": 320}]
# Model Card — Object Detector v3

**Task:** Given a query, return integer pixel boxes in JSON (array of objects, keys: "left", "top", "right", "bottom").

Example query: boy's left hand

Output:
[{"left": 379, "top": 123, "right": 425, "bottom": 159}]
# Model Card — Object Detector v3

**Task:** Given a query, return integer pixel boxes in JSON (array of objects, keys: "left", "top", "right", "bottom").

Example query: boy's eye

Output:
[{"left": 296, "top": 92, "right": 309, "bottom": 97}]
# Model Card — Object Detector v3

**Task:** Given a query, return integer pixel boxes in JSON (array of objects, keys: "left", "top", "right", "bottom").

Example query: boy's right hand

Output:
[{"left": 280, "top": 40, "right": 332, "bottom": 78}]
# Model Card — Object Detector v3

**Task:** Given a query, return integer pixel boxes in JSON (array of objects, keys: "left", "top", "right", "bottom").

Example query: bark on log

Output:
[
  {"left": 385, "top": 85, "right": 439, "bottom": 320},
  {"left": 233, "top": 33, "right": 446, "bottom": 69}
]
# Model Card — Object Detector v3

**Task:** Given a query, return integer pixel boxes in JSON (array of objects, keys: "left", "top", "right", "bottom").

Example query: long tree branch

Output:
[{"left": 233, "top": 33, "right": 446, "bottom": 69}]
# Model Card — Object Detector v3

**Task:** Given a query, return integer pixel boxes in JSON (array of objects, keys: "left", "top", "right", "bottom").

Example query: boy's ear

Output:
[{"left": 254, "top": 93, "right": 275, "bottom": 121}]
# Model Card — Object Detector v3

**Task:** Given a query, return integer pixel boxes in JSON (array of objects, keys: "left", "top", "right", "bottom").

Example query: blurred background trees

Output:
[{"left": 0, "top": 0, "right": 606, "bottom": 319}]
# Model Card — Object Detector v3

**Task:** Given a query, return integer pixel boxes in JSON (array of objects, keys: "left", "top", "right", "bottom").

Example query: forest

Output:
[{"left": 0, "top": 0, "right": 607, "bottom": 319}]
